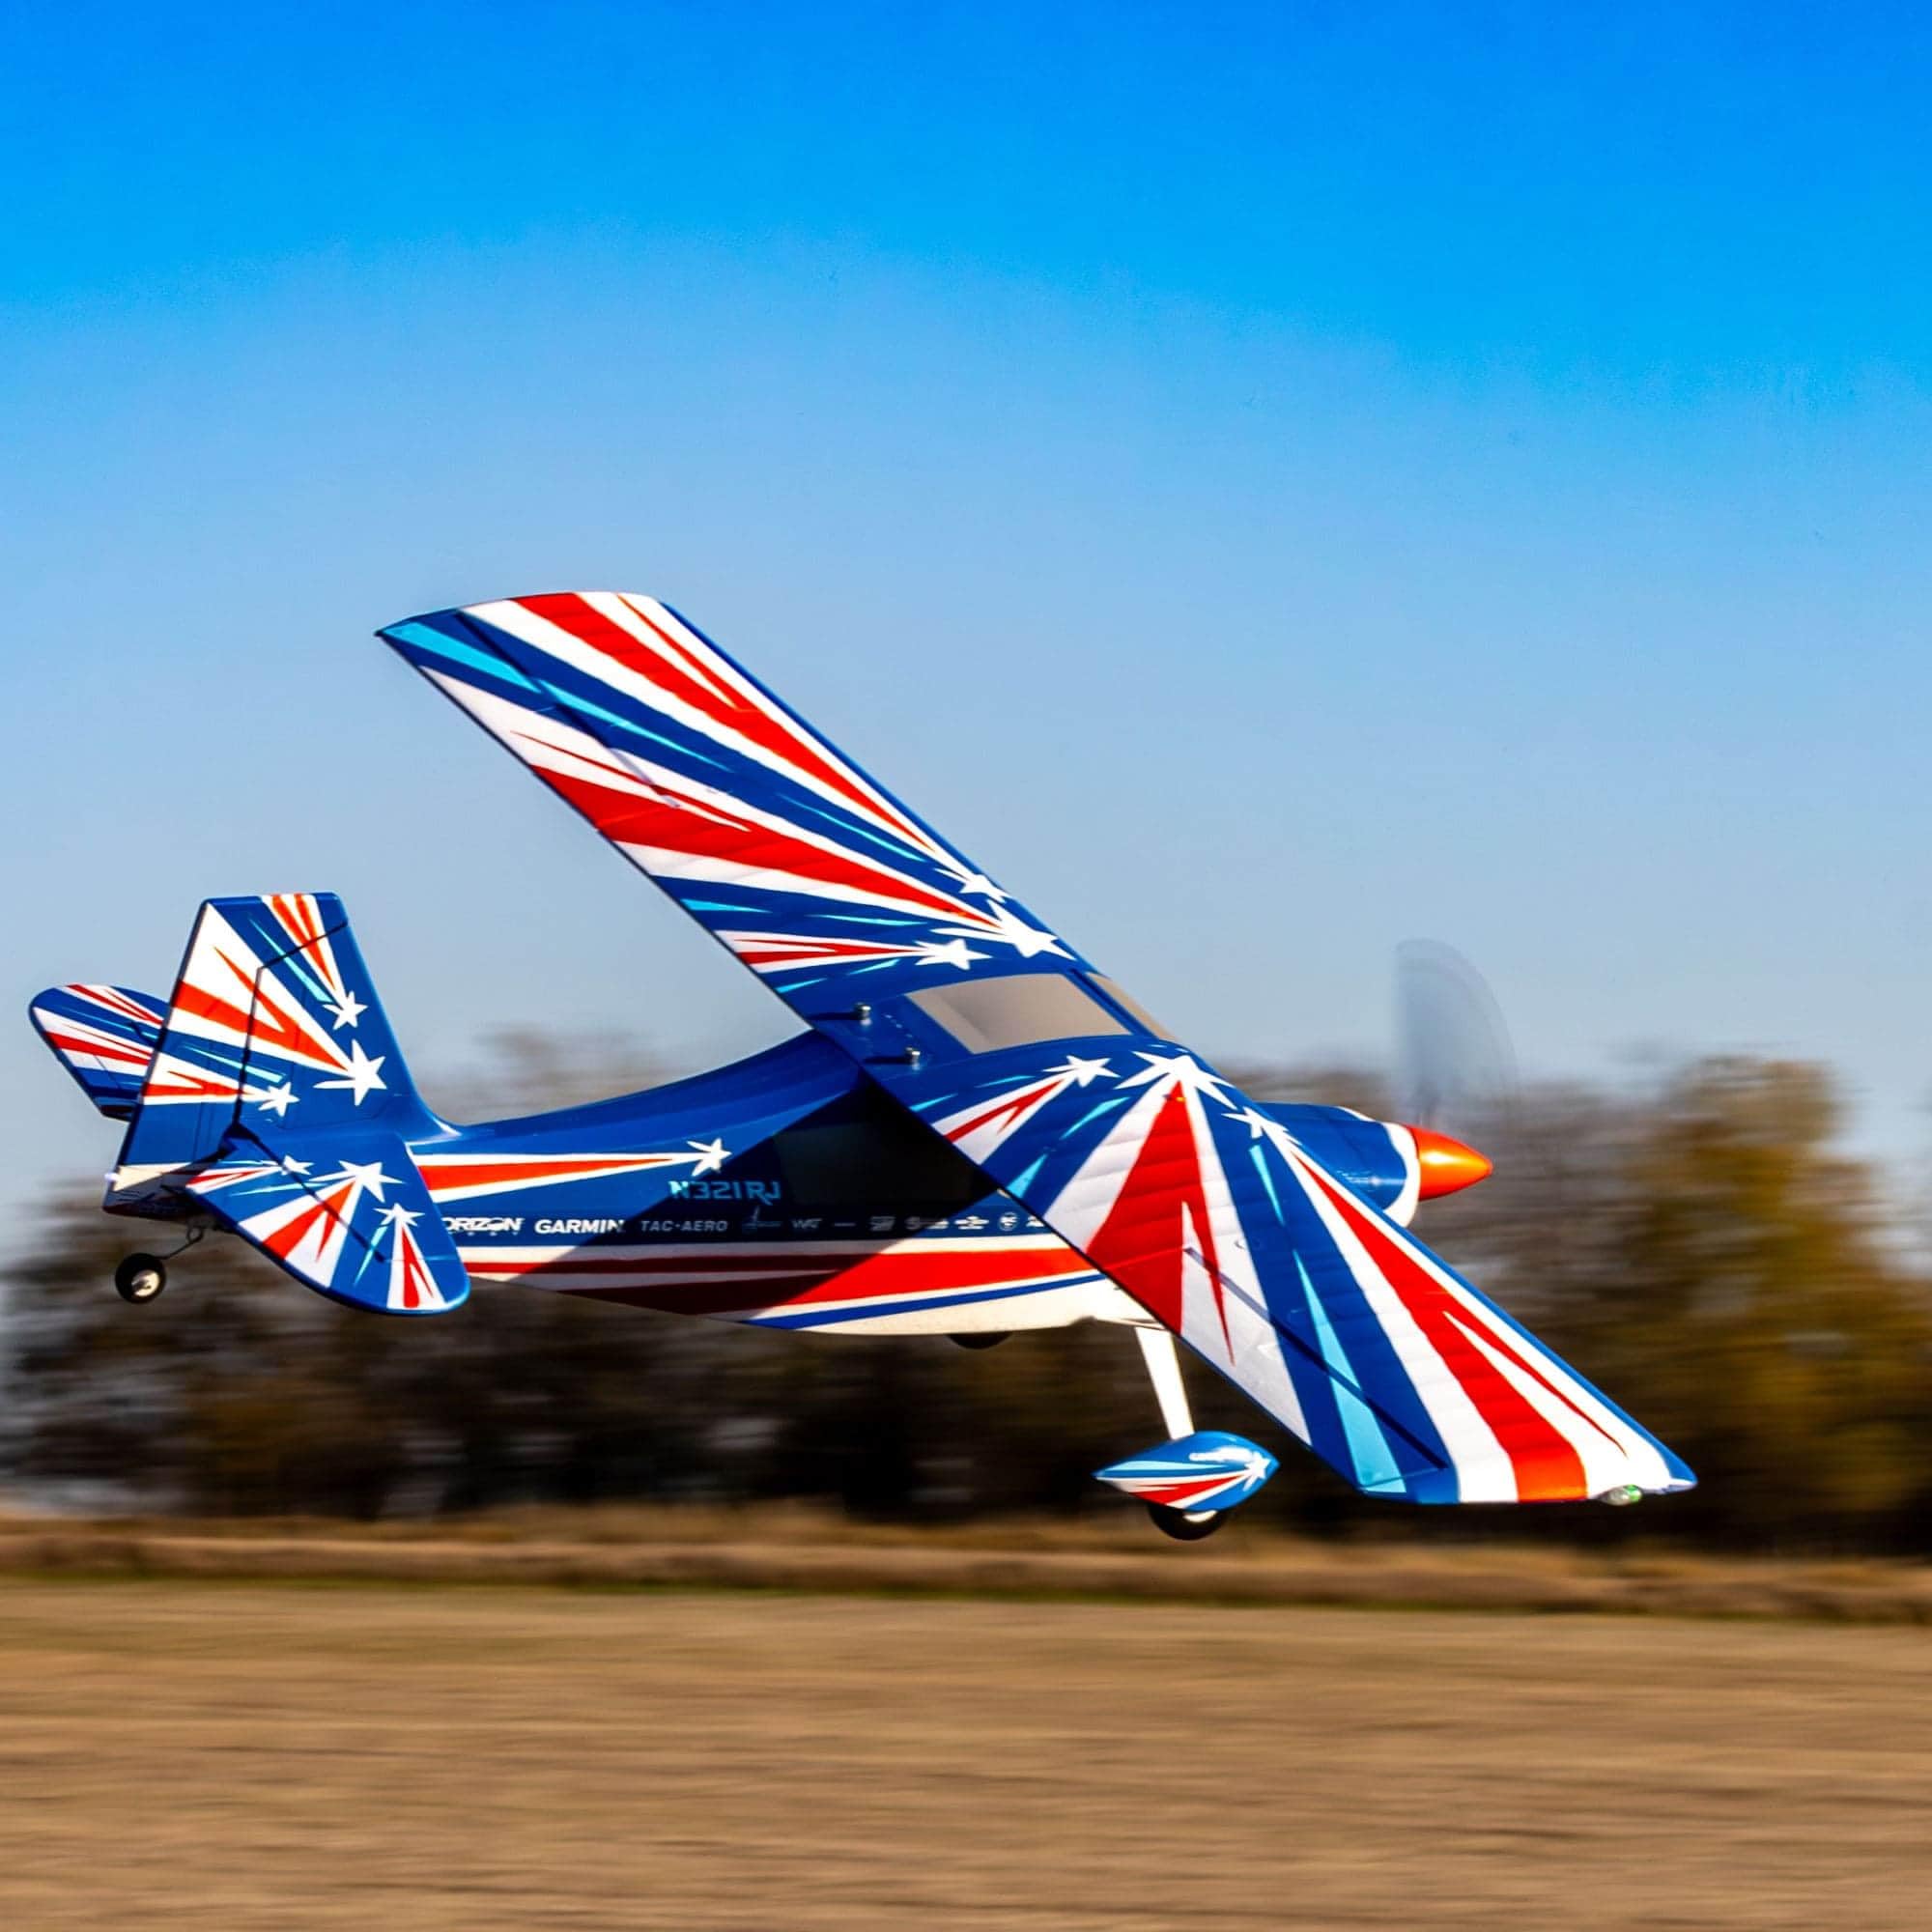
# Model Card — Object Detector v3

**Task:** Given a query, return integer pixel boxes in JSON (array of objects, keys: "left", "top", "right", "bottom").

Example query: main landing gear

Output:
[
  {"left": 113, "top": 1253, "right": 168, "bottom": 1303},
  {"left": 1147, "top": 1503, "right": 1225, "bottom": 1542},
  {"left": 1136, "top": 1327, "right": 1222, "bottom": 1540},
  {"left": 111, "top": 1225, "right": 205, "bottom": 1304}
]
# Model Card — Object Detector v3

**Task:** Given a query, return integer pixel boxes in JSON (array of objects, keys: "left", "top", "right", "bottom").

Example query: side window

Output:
[{"left": 773, "top": 1091, "right": 991, "bottom": 1209}]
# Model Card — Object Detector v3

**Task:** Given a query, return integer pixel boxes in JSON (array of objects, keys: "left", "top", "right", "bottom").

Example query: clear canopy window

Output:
[{"left": 909, "top": 974, "right": 1131, "bottom": 1054}]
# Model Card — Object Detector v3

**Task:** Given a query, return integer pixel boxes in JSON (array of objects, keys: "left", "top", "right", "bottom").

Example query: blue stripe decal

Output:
[
  {"left": 1065, "top": 1094, "right": 1132, "bottom": 1135},
  {"left": 1296, "top": 1256, "right": 1406, "bottom": 1494},
  {"left": 388, "top": 621, "right": 548, "bottom": 693},
  {"left": 744, "top": 1275, "right": 1102, "bottom": 1329},
  {"left": 1248, "top": 1143, "right": 1286, "bottom": 1223},
  {"left": 1007, "top": 1154, "right": 1046, "bottom": 1197}
]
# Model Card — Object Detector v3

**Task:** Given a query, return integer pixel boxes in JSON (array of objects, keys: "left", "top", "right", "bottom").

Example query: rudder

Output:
[{"left": 110, "top": 893, "right": 439, "bottom": 1201}]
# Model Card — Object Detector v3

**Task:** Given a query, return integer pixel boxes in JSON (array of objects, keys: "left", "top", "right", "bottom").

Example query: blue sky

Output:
[{"left": 4, "top": 2, "right": 1930, "bottom": 1235}]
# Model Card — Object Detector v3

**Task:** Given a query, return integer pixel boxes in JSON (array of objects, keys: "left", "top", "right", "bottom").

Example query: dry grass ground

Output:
[
  {"left": 0, "top": 1577, "right": 1927, "bottom": 1930},
  {"left": 5, "top": 1506, "right": 1932, "bottom": 1622}
]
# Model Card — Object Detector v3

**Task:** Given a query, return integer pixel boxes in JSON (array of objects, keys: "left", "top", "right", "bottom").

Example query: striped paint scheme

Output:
[
  {"left": 29, "top": 983, "right": 167, "bottom": 1118},
  {"left": 378, "top": 590, "right": 1693, "bottom": 1506},
  {"left": 183, "top": 1148, "right": 469, "bottom": 1316},
  {"left": 907, "top": 1044, "right": 1690, "bottom": 1503},
  {"left": 383, "top": 594, "right": 1071, "bottom": 1003}
]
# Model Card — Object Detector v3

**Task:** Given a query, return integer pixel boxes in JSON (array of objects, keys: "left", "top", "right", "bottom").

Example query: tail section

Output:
[
  {"left": 100, "top": 894, "right": 467, "bottom": 1317},
  {"left": 112, "top": 893, "right": 437, "bottom": 1189},
  {"left": 30, "top": 984, "right": 168, "bottom": 1119}
]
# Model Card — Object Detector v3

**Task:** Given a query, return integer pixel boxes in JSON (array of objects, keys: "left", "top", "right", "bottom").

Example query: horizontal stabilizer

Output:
[
  {"left": 185, "top": 1126, "right": 469, "bottom": 1316},
  {"left": 30, "top": 985, "right": 167, "bottom": 1119}
]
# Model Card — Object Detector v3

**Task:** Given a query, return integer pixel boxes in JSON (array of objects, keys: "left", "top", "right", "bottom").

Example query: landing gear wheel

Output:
[
  {"left": 114, "top": 1254, "right": 168, "bottom": 1304},
  {"left": 1148, "top": 1503, "right": 1224, "bottom": 1543},
  {"left": 947, "top": 1331, "right": 1010, "bottom": 1350}
]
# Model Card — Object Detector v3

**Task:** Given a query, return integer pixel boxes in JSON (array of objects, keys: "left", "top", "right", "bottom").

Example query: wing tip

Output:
[{"left": 377, "top": 590, "right": 663, "bottom": 640}]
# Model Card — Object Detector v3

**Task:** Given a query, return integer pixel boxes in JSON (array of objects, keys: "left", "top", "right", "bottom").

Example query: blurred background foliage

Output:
[{"left": 5, "top": 1033, "right": 1930, "bottom": 1554}]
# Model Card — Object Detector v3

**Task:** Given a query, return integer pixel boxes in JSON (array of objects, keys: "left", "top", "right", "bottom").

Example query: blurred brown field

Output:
[
  {"left": 0, "top": 1574, "right": 1927, "bottom": 1931},
  {"left": 6, "top": 1506, "right": 1932, "bottom": 1623}
]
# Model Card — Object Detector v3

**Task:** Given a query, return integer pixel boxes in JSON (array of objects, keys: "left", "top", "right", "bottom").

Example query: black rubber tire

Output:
[
  {"left": 114, "top": 1253, "right": 168, "bottom": 1304},
  {"left": 947, "top": 1331, "right": 1011, "bottom": 1350},
  {"left": 1148, "top": 1503, "right": 1225, "bottom": 1542}
]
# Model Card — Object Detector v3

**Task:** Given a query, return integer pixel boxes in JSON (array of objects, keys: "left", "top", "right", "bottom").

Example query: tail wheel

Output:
[
  {"left": 113, "top": 1254, "right": 168, "bottom": 1304},
  {"left": 947, "top": 1331, "right": 1010, "bottom": 1350},
  {"left": 1147, "top": 1503, "right": 1224, "bottom": 1542}
]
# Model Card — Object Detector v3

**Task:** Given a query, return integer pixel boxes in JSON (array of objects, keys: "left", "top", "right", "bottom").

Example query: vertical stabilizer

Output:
[{"left": 110, "top": 893, "right": 438, "bottom": 1202}]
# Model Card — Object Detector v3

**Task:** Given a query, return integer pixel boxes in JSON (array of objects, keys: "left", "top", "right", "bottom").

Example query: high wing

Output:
[{"left": 381, "top": 593, "right": 1692, "bottom": 1503}]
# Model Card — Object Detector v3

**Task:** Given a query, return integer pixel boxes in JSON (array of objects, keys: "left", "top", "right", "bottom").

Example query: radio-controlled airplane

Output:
[{"left": 32, "top": 592, "right": 1693, "bottom": 1535}]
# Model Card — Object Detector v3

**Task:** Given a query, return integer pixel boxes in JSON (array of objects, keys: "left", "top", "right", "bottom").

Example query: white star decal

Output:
[
  {"left": 688, "top": 1138, "right": 728, "bottom": 1176},
  {"left": 378, "top": 1202, "right": 422, "bottom": 1231},
  {"left": 969, "top": 901, "right": 1069, "bottom": 959},
  {"left": 1044, "top": 1055, "right": 1114, "bottom": 1088},
  {"left": 257, "top": 1081, "right": 298, "bottom": 1117},
  {"left": 1119, "top": 1052, "right": 1234, "bottom": 1105},
  {"left": 1226, "top": 1104, "right": 1279, "bottom": 1141},
  {"left": 335, "top": 1158, "right": 395, "bottom": 1202},
  {"left": 944, "top": 868, "right": 1010, "bottom": 903},
  {"left": 325, "top": 989, "right": 367, "bottom": 1031},
  {"left": 316, "top": 1039, "right": 387, "bottom": 1105},
  {"left": 915, "top": 938, "right": 989, "bottom": 970},
  {"left": 1192, "top": 1443, "right": 1272, "bottom": 1489},
  {"left": 280, "top": 1155, "right": 314, "bottom": 1176}
]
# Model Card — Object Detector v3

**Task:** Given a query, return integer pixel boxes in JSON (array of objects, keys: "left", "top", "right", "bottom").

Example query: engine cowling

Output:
[{"left": 1255, "top": 1106, "right": 1492, "bottom": 1225}]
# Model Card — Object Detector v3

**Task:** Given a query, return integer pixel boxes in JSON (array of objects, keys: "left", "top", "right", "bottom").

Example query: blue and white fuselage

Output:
[{"left": 34, "top": 974, "right": 1429, "bottom": 1337}]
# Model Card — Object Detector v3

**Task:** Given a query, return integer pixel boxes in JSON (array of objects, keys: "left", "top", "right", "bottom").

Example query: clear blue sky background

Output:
[{"left": 4, "top": 2, "right": 1929, "bottom": 1239}]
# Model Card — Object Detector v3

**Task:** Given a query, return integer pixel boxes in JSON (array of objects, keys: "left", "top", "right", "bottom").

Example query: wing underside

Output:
[{"left": 896, "top": 1040, "right": 1690, "bottom": 1503}]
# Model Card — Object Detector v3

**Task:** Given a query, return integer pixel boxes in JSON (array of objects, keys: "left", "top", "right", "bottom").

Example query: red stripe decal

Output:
[
  {"left": 417, "top": 1154, "right": 670, "bottom": 1194},
  {"left": 1303, "top": 1167, "right": 1594, "bottom": 1500},
  {"left": 45, "top": 1029, "right": 151, "bottom": 1066},
  {"left": 535, "top": 762, "right": 977, "bottom": 926},
  {"left": 493, "top": 1246, "right": 1093, "bottom": 1318},
  {"left": 1083, "top": 1086, "right": 1232, "bottom": 1350},
  {"left": 516, "top": 594, "right": 930, "bottom": 853}
]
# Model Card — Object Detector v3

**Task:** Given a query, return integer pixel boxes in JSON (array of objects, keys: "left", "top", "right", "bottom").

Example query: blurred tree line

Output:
[{"left": 4, "top": 1032, "right": 1930, "bottom": 1553}]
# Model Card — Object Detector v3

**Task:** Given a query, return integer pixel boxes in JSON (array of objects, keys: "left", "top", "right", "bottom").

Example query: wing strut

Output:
[{"left": 1135, "top": 1324, "right": 1195, "bottom": 1441}]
